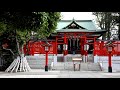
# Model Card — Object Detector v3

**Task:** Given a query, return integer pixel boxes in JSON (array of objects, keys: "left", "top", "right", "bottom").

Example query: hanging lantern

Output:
[{"left": 63, "top": 44, "right": 68, "bottom": 50}]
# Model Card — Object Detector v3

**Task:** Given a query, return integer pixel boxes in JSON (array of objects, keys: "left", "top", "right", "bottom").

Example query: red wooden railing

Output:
[
  {"left": 23, "top": 41, "right": 56, "bottom": 55},
  {"left": 94, "top": 40, "right": 120, "bottom": 56}
]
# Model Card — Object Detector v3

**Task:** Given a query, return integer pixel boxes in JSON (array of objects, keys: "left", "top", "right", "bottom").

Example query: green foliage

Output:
[
  {"left": 0, "top": 12, "right": 61, "bottom": 38},
  {"left": 35, "top": 12, "right": 61, "bottom": 38},
  {"left": 0, "top": 29, "right": 17, "bottom": 54},
  {"left": 93, "top": 12, "right": 117, "bottom": 29},
  {"left": 17, "top": 29, "right": 31, "bottom": 45},
  {"left": 0, "top": 11, "right": 61, "bottom": 70},
  {"left": 93, "top": 12, "right": 118, "bottom": 40},
  {"left": 0, "top": 22, "right": 7, "bottom": 35},
  {"left": 0, "top": 12, "right": 61, "bottom": 54}
]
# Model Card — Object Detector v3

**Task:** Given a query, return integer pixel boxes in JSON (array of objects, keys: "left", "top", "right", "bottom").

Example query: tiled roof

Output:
[
  {"left": 56, "top": 19, "right": 98, "bottom": 31},
  {"left": 57, "top": 29, "right": 106, "bottom": 33}
]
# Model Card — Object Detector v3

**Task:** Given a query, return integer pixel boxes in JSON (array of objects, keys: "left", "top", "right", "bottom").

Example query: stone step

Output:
[
  {"left": 87, "top": 63, "right": 101, "bottom": 71},
  {"left": 52, "top": 62, "right": 101, "bottom": 71},
  {"left": 80, "top": 63, "right": 88, "bottom": 71},
  {"left": 29, "top": 65, "right": 51, "bottom": 69},
  {"left": 27, "top": 60, "right": 53, "bottom": 63},
  {"left": 26, "top": 56, "right": 53, "bottom": 69},
  {"left": 28, "top": 63, "right": 51, "bottom": 69}
]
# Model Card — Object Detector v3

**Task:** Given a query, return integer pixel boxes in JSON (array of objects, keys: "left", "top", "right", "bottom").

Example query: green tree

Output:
[
  {"left": 114, "top": 12, "right": 120, "bottom": 40},
  {"left": 118, "top": 12, "right": 120, "bottom": 40},
  {"left": 0, "top": 12, "right": 61, "bottom": 56},
  {"left": 92, "top": 12, "right": 118, "bottom": 40},
  {"left": 0, "top": 11, "right": 61, "bottom": 72}
]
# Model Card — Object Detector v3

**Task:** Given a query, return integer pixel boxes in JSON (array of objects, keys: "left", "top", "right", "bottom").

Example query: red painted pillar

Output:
[
  {"left": 63, "top": 33, "right": 67, "bottom": 62},
  {"left": 79, "top": 37, "right": 81, "bottom": 55},
  {"left": 67, "top": 38, "right": 68, "bottom": 54},
  {"left": 108, "top": 52, "right": 112, "bottom": 72},
  {"left": 80, "top": 37, "right": 84, "bottom": 55},
  {"left": 46, "top": 51, "right": 48, "bottom": 66},
  {"left": 64, "top": 33, "right": 67, "bottom": 43},
  {"left": 84, "top": 37, "right": 88, "bottom": 62},
  {"left": 93, "top": 37, "right": 96, "bottom": 56},
  {"left": 64, "top": 33, "right": 67, "bottom": 55},
  {"left": 45, "top": 51, "right": 49, "bottom": 71},
  {"left": 32, "top": 43, "right": 34, "bottom": 56},
  {"left": 94, "top": 42, "right": 96, "bottom": 56},
  {"left": 55, "top": 36, "right": 58, "bottom": 55}
]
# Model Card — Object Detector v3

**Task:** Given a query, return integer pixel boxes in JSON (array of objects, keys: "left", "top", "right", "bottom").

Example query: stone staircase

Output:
[
  {"left": 25, "top": 54, "right": 101, "bottom": 71},
  {"left": 26, "top": 56, "right": 54, "bottom": 69},
  {"left": 52, "top": 54, "right": 101, "bottom": 71},
  {"left": 52, "top": 62, "right": 102, "bottom": 71},
  {"left": 81, "top": 62, "right": 101, "bottom": 71}
]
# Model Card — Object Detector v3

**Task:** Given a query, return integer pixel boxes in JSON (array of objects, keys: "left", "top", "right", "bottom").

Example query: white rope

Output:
[
  {"left": 5, "top": 59, "right": 17, "bottom": 72},
  {"left": 25, "top": 57, "right": 31, "bottom": 71},
  {"left": 11, "top": 58, "right": 19, "bottom": 72},
  {"left": 20, "top": 58, "right": 22, "bottom": 72},
  {"left": 5, "top": 55, "right": 31, "bottom": 73},
  {"left": 15, "top": 58, "right": 20, "bottom": 72}
]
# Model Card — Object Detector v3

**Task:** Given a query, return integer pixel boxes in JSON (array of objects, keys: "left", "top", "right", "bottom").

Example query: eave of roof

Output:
[
  {"left": 57, "top": 29, "right": 106, "bottom": 33},
  {"left": 60, "top": 20, "right": 93, "bottom": 22},
  {"left": 62, "top": 19, "right": 86, "bottom": 29},
  {"left": 56, "top": 19, "right": 97, "bottom": 30}
]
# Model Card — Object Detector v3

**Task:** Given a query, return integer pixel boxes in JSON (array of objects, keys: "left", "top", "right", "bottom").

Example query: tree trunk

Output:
[
  {"left": 24, "top": 40, "right": 30, "bottom": 56},
  {"left": 16, "top": 36, "right": 21, "bottom": 57},
  {"left": 107, "top": 13, "right": 111, "bottom": 40},
  {"left": 118, "top": 12, "right": 120, "bottom": 40},
  {"left": 102, "top": 13, "right": 108, "bottom": 40},
  {"left": 15, "top": 29, "right": 21, "bottom": 57},
  {"left": 102, "top": 33, "right": 107, "bottom": 40},
  {"left": 104, "top": 12, "right": 111, "bottom": 40},
  {"left": 5, "top": 29, "right": 31, "bottom": 72}
]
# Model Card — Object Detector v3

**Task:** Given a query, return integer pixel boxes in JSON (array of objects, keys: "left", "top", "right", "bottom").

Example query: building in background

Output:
[{"left": 24, "top": 19, "right": 106, "bottom": 59}]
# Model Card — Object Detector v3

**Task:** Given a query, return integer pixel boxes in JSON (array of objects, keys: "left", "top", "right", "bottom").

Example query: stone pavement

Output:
[
  {"left": 0, "top": 69, "right": 60, "bottom": 78},
  {"left": 0, "top": 69, "right": 120, "bottom": 78},
  {"left": 52, "top": 62, "right": 101, "bottom": 71},
  {"left": 58, "top": 71, "right": 120, "bottom": 78}
]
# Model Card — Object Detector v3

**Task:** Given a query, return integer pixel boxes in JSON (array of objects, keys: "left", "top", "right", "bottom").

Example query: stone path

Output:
[{"left": 0, "top": 69, "right": 120, "bottom": 78}]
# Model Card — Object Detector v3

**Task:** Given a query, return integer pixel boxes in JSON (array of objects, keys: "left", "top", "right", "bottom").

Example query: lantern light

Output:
[
  {"left": 42, "top": 41, "right": 52, "bottom": 52},
  {"left": 84, "top": 44, "right": 89, "bottom": 51},
  {"left": 107, "top": 46, "right": 112, "bottom": 52},
  {"left": 45, "top": 46, "right": 49, "bottom": 51},
  {"left": 63, "top": 44, "right": 68, "bottom": 50}
]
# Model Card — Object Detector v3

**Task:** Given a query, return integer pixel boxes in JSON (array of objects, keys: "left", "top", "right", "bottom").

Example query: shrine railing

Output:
[{"left": 94, "top": 40, "right": 120, "bottom": 56}]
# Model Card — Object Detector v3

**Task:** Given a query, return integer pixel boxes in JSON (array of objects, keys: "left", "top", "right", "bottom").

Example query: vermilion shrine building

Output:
[{"left": 24, "top": 19, "right": 120, "bottom": 63}]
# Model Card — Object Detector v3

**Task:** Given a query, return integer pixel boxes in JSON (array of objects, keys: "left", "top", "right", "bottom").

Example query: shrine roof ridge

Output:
[{"left": 60, "top": 20, "right": 93, "bottom": 22}]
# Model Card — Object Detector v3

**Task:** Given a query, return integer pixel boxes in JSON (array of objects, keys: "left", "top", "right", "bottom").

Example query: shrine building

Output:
[{"left": 24, "top": 19, "right": 107, "bottom": 62}]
